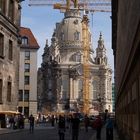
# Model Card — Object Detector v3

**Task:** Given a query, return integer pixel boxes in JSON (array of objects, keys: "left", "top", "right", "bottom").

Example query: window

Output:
[
  {"left": 60, "top": 32, "right": 64, "bottom": 41},
  {"left": 19, "top": 90, "right": 23, "bottom": 101},
  {"left": 0, "top": 33, "right": 4, "bottom": 58},
  {"left": 48, "top": 80, "right": 52, "bottom": 88},
  {"left": 8, "top": 0, "right": 14, "bottom": 21},
  {"left": 25, "top": 51, "right": 30, "bottom": 60},
  {"left": 22, "top": 37, "right": 28, "bottom": 45},
  {"left": 70, "top": 53, "right": 81, "bottom": 62},
  {"left": 24, "top": 76, "right": 30, "bottom": 85},
  {"left": 7, "top": 82, "right": 12, "bottom": 102},
  {"left": 74, "top": 31, "right": 80, "bottom": 40},
  {"left": 0, "top": 0, "right": 5, "bottom": 14},
  {"left": 78, "top": 80, "right": 83, "bottom": 99},
  {"left": 24, "top": 90, "right": 29, "bottom": 101},
  {"left": 76, "top": 53, "right": 81, "bottom": 62},
  {"left": 93, "top": 80, "right": 98, "bottom": 99},
  {"left": 97, "top": 58, "right": 100, "bottom": 64},
  {"left": 62, "top": 79, "right": 68, "bottom": 99},
  {"left": 18, "top": 107, "right": 22, "bottom": 113},
  {"left": 8, "top": 40, "right": 13, "bottom": 60},
  {"left": 25, "top": 63, "right": 30, "bottom": 72},
  {"left": 24, "top": 107, "right": 29, "bottom": 117},
  {"left": 0, "top": 79, "right": 2, "bottom": 103}
]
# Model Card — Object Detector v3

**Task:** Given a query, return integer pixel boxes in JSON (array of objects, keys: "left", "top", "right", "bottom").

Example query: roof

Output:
[{"left": 19, "top": 27, "right": 40, "bottom": 49}]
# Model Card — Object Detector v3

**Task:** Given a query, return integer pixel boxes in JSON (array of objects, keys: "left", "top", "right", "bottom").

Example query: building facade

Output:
[
  {"left": 38, "top": 10, "right": 112, "bottom": 115},
  {"left": 19, "top": 27, "right": 39, "bottom": 117},
  {"left": 112, "top": 83, "right": 115, "bottom": 112},
  {"left": 0, "top": 0, "right": 21, "bottom": 112},
  {"left": 112, "top": 0, "right": 140, "bottom": 140}
]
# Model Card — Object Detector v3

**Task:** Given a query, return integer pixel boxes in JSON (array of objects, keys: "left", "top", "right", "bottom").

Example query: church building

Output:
[{"left": 38, "top": 10, "right": 112, "bottom": 115}]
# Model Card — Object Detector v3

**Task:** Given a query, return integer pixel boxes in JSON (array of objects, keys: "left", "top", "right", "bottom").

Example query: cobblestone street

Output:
[{"left": 0, "top": 123, "right": 120, "bottom": 140}]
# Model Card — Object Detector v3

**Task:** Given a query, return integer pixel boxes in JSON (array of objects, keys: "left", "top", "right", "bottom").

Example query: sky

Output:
[{"left": 21, "top": 0, "right": 114, "bottom": 75}]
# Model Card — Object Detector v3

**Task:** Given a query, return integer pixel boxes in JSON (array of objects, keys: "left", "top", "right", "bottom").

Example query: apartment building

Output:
[
  {"left": 0, "top": 0, "right": 21, "bottom": 112},
  {"left": 19, "top": 27, "right": 39, "bottom": 117}
]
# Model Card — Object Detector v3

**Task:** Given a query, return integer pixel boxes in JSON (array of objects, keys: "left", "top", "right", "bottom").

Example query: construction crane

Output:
[
  {"left": 29, "top": 0, "right": 111, "bottom": 114},
  {"left": 81, "top": 15, "right": 90, "bottom": 114},
  {"left": 29, "top": 0, "right": 111, "bottom": 12}
]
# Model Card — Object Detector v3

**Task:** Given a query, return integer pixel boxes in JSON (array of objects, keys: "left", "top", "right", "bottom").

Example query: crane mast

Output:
[{"left": 82, "top": 15, "right": 90, "bottom": 114}]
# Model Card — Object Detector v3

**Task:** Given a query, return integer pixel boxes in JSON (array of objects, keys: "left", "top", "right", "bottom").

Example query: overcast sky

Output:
[{"left": 21, "top": 0, "right": 114, "bottom": 76}]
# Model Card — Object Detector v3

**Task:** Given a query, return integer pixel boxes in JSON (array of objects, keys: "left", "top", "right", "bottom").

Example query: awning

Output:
[{"left": 0, "top": 111, "right": 21, "bottom": 115}]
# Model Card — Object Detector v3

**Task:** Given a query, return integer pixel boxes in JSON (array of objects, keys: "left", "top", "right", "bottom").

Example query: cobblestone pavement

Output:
[
  {"left": 0, "top": 125, "right": 95, "bottom": 140},
  {"left": 0, "top": 123, "right": 120, "bottom": 140}
]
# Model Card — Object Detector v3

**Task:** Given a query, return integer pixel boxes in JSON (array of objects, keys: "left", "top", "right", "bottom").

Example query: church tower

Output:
[{"left": 95, "top": 32, "right": 108, "bottom": 65}]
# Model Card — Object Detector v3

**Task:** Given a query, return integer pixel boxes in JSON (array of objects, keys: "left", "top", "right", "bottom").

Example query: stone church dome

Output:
[{"left": 55, "top": 10, "right": 83, "bottom": 46}]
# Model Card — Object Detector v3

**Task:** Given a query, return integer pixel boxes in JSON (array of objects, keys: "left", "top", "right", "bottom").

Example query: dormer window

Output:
[
  {"left": 74, "top": 31, "right": 80, "bottom": 40},
  {"left": 22, "top": 37, "right": 28, "bottom": 45}
]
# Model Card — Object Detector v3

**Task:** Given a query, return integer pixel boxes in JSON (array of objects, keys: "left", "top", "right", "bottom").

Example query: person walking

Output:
[
  {"left": 58, "top": 115, "right": 66, "bottom": 140},
  {"left": 29, "top": 114, "right": 35, "bottom": 133},
  {"left": 71, "top": 113, "right": 80, "bottom": 140},
  {"left": 51, "top": 115, "right": 55, "bottom": 126},
  {"left": 84, "top": 114, "right": 90, "bottom": 132},
  {"left": 106, "top": 115, "right": 114, "bottom": 140},
  {"left": 94, "top": 115, "right": 102, "bottom": 140}
]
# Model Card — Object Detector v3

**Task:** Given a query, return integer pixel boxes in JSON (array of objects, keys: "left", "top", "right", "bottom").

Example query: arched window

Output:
[
  {"left": 62, "top": 79, "right": 68, "bottom": 100},
  {"left": 78, "top": 80, "right": 83, "bottom": 99},
  {"left": 76, "top": 53, "right": 81, "bottom": 62},
  {"left": 69, "top": 52, "right": 81, "bottom": 62},
  {"left": 97, "top": 58, "right": 100, "bottom": 64},
  {"left": 60, "top": 32, "right": 64, "bottom": 41},
  {"left": 92, "top": 80, "right": 98, "bottom": 99},
  {"left": 74, "top": 31, "right": 80, "bottom": 40}
]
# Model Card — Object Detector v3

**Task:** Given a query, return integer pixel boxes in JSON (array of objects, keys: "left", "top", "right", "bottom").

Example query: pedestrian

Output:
[
  {"left": 51, "top": 115, "right": 55, "bottom": 126},
  {"left": 29, "top": 114, "right": 35, "bottom": 133},
  {"left": 84, "top": 114, "right": 90, "bottom": 132},
  {"left": 93, "top": 115, "right": 102, "bottom": 140},
  {"left": 9, "top": 115, "right": 14, "bottom": 129},
  {"left": 104, "top": 109, "right": 109, "bottom": 124},
  {"left": 58, "top": 115, "right": 66, "bottom": 140},
  {"left": 106, "top": 115, "right": 114, "bottom": 140},
  {"left": 71, "top": 113, "right": 80, "bottom": 140}
]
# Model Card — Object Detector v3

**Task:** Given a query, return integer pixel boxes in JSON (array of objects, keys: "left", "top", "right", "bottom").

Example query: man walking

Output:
[
  {"left": 71, "top": 113, "right": 80, "bottom": 140},
  {"left": 106, "top": 115, "right": 114, "bottom": 140},
  {"left": 58, "top": 115, "right": 66, "bottom": 140},
  {"left": 29, "top": 114, "right": 35, "bottom": 133},
  {"left": 94, "top": 115, "right": 102, "bottom": 140}
]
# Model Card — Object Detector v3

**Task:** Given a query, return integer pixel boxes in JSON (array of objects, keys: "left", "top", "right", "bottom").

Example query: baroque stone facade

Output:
[
  {"left": 38, "top": 10, "right": 112, "bottom": 114},
  {"left": 0, "top": 0, "right": 21, "bottom": 112}
]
